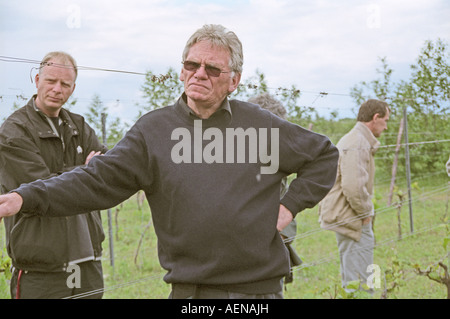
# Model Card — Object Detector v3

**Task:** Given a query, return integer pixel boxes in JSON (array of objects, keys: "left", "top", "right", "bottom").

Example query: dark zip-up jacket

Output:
[{"left": 0, "top": 96, "right": 107, "bottom": 272}]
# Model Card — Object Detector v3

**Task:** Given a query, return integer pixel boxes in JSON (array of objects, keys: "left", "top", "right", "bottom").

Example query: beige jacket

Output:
[{"left": 318, "top": 122, "right": 380, "bottom": 241}]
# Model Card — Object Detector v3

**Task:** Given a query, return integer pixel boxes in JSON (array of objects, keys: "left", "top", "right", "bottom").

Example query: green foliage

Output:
[
  {"left": 84, "top": 94, "right": 104, "bottom": 132},
  {"left": 350, "top": 56, "right": 394, "bottom": 109},
  {"left": 350, "top": 38, "right": 450, "bottom": 179},
  {"left": 409, "top": 216, "right": 450, "bottom": 298},
  {"left": 0, "top": 250, "right": 11, "bottom": 281},
  {"left": 139, "top": 67, "right": 183, "bottom": 116},
  {"left": 409, "top": 39, "right": 450, "bottom": 113},
  {"left": 65, "top": 97, "right": 77, "bottom": 111},
  {"left": 84, "top": 94, "right": 126, "bottom": 147},
  {"left": 381, "top": 249, "right": 409, "bottom": 299},
  {"left": 1, "top": 101, "right": 22, "bottom": 123},
  {"left": 231, "top": 69, "right": 305, "bottom": 119},
  {"left": 232, "top": 69, "right": 270, "bottom": 99},
  {"left": 321, "top": 277, "right": 373, "bottom": 299}
]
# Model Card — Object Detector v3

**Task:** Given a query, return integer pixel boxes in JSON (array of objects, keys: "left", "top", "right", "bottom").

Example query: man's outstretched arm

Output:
[{"left": 0, "top": 193, "right": 23, "bottom": 222}]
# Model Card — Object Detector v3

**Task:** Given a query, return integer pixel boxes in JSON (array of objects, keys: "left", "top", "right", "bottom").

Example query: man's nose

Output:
[
  {"left": 52, "top": 82, "right": 63, "bottom": 93},
  {"left": 194, "top": 65, "right": 208, "bottom": 78}
]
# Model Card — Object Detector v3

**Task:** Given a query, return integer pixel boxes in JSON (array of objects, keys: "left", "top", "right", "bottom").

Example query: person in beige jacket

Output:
[{"left": 318, "top": 99, "right": 390, "bottom": 292}]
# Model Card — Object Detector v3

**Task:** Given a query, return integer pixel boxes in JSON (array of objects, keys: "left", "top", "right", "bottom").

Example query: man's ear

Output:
[
  {"left": 35, "top": 73, "right": 40, "bottom": 89},
  {"left": 228, "top": 73, "right": 241, "bottom": 93},
  {"left": 372, "top": 113, "right": 380, "bottom": 122}
]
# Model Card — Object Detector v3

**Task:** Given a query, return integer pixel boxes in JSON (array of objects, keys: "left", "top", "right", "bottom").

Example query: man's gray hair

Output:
[
  {"left": 39, "top": 51, "right": 78, "bottom": 80},
  {"left": 248, "top": 93, "right": 287, "bottom": 119},
  {"left": 182, "top": 24, "right": 244, "bottom": 74}
]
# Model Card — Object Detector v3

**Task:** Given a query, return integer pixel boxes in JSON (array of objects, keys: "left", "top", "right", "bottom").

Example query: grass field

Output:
[{"left": 1, "top": 175, "right": 449, "bottom": 299}]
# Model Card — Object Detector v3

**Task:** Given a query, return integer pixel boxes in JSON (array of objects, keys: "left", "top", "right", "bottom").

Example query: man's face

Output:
[
  {"left": 180, "top": 41, "right": 240, "bottom": 113},
  {"left": 372, "top": 110, "right": 390, "bottom": 137},
  {"left": 35, "top": 58, "right": 76, "bottom": 117}
]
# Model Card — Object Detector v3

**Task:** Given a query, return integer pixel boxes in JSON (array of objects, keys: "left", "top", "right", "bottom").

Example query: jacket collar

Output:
[
  {"left": 25, "top": 95, "right": 80, "bottom": 139},
  {"left": 355, "top": 121, "right": 381, "bottom": 155}
]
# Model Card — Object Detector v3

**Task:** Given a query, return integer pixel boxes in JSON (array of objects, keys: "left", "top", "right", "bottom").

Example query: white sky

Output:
[{"left": 1, "top": 0, "right": 449, "bottom": 123}]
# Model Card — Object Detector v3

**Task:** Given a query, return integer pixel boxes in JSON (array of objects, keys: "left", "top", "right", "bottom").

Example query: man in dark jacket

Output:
[
  {"left": 0, "top": 51, "right": 107, "bottom": 299},
  {"left": 0, "top": 26, "right": 338, "bottom": 299}
]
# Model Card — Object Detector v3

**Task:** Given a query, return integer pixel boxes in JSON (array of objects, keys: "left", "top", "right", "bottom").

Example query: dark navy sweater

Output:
[{"left": 17, "top": 95, "right": 338, "bottom": 294}]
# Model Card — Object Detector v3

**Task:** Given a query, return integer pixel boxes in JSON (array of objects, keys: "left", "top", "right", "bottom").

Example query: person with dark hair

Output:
[
  {"left": 319, "top": 99, "right": 390, "bottom": 293},
  {"left": 0, "top": 51, "right": 107, "bottom": 298},
  {"left": 356, "top": 99, "right": 390, "bottom": 136},
  {"left": 0, "top": 25, "right": 338, "bottom": 299}
]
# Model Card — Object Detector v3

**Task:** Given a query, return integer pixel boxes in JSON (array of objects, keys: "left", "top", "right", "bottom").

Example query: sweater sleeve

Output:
[
  {"left": 16, "top": 123, "right": 153, "bottom": 217},
  {"left": 278, "top": 119, "right": 339, "bottom": 216}
]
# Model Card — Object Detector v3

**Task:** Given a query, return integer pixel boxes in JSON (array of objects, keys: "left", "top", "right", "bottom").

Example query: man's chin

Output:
[
  {"left": 186, "top": 92, "right": 209, "bottom": 104},
  {"left": 46, "top": 100, "right": 64, "bottom": 108}
]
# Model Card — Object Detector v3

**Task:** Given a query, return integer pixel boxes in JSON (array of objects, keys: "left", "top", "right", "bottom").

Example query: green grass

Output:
[
  {"left": 99, "top": 199, "right": 171, "bottom": 299},
  {"left": 1, "top": 177, "right": 449, "bottom": 299}
]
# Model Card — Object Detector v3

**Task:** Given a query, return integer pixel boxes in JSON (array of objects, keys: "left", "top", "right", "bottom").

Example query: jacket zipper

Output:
[{"left": 45, "top": 116, "right": 65, "bottom": 152}]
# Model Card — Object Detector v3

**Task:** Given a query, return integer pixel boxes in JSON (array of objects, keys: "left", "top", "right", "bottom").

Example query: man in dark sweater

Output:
[{"left": 0, "top": 24, "right": 338, "bottom": 299}]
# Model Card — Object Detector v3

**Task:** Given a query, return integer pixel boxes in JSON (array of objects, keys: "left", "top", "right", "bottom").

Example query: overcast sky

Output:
[{"left": 1, "top": 0, "right": 449, "bottom": 124}]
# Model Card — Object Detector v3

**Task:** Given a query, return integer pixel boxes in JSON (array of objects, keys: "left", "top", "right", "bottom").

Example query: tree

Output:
[
  {"left": 232, "top": 69, "right": 270, "bottom": 100},
  {"left": 350, "top": 39, "right": 450, "bottom": 177},
  {"left": 1, "top": 101, "right": 21, "bottom": 123},
  {"left": 350, "top": 56, "right": 395, "bottom": 113},
  {"left": 232, "top": 69, "right": 304, "bottom": 119},
  {"left": 413, "top": 219, "right": 450, "bottom": 299},
  {"left": 139, "top": 67, "right": 183, "bottom": 116},
  {"left": 84, "top": 94, "right": 125, "bottom": 148},
  {"left": 409, "top": 39, "right": 450, "bottom": 115},
  {"left": 65, "top": 97, "right": 77, "bottom": 111}
]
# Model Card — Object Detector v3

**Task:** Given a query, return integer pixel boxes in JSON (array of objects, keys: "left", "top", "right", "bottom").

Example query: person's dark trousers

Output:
[
  {"left": 170, "top": 283, "right": 283, "bottom": 299},
  {"left": 10, "top": 260, "right": 103, "bottom": 299}
]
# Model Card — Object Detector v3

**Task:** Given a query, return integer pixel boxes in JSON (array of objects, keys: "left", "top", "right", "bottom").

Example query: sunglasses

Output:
[{"left": 182, "top": 61, "right": 231, "bottom": 77}]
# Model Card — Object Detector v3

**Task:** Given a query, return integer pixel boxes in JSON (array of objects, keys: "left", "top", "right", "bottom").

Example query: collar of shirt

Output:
[
  {"left": 32, "top": 96, "right": 60, "bottom": 120},
  {"left": 31, "top": 96, "right": 40, "bottom": 112},
  {"left": 180, "top": 93, "right": 232, "bottom": 120},
  {"left": 31, "top": 96, "right": 66, "bottom": 151}
]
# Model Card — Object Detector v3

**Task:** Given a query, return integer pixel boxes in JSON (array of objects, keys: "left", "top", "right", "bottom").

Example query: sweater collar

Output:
[{"left": 179, "top": 93, "right": 232, "bottom": 120}]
